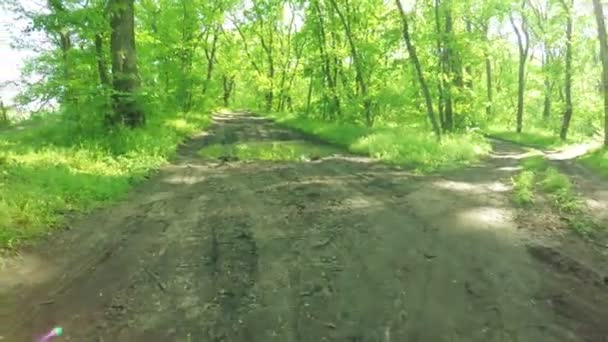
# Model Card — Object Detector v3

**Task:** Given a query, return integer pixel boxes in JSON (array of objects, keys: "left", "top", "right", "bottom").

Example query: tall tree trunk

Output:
[
  {"left": 306, "top": 73, "right": 314, "bottom": 114},
  {"left": 94, "top": 33, "right": 110, "bottom": 87},
  {"left": 510, "top": 2, "right": 530, "bottom": 133},
  {"left": 560, "top": 0, "right": 574, "bottom": 140},
  {"left": 312, "top": 0, "right": 341, "bottom": 118},
  {"left": 202, "top": 26, "right": 220, "bottom": 95},
  {"left": 328, "top": 0, "right": 373, "bottom": 126},
  {"left": 396, "top": 0, "right": 441, "bottom": 139},
  {"left": 0, "top": 100, "right": 7, "bottom": 123},
  {"left": 222, "top": 75, "right": 235, "bottom": 107},
  {"left": 485, "top": 56, "right": 493, "bottom": 117},
  {"left": 484, "top": 23, "right": 493, "bottom": 117},
  {"left": 442, "top": 5, "right": 454, "bottom": 131},
  {"left": 48, "top": 0, "right": 72, "bottom": 104},
  {"left": 108, "top": 0, "right": 144, "bottom": 127},
  {"left": 434, "top": 0, "right": 446, "bottom": 127},
  {"left": 259, "top": 27, "right": 275, "bottom": 112},
  {"left": 542, "top": 76, "right": 552, "bottom": 120},
  {"left": 593, "top": 0, "right": 608, "bottom": 146}
]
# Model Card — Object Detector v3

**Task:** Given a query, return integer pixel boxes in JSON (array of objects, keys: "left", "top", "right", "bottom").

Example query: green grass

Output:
[
  {"left": 512, "top": 170, "right": 536, "bottom": 205},
  {"left": 512, "top": 156, "right": 593, "bottom": 235},
  {"left": 0, "top": 110, "right": 211, "bottom": 249},
  {"left": 199, "top": 140, "right": 340, "bottom": 161},
  {"left": 580, "top": 148, "right": 608, "bottom": 179},
  {"left": 487, "top": 128, "right": 567, "bottom": 149},
  {"left": 266, "top": 113, "right": 491, "bottom": 172}
]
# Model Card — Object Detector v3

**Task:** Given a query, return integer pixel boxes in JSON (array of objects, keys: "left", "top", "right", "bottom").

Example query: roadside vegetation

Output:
[
  {"left": 512, "top": 156, "right": 597, "bottom": 236},
  {"left": 0, "top": 112, "right": 210, "bottom": 248},
  {"left": 3, "top": 0, "right": 608, "bottom": 248}
]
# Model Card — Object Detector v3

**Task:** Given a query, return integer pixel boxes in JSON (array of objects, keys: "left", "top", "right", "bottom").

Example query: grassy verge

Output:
[
  {"left": 579, "top": 148, "right": 608, "bottom": 179},
  {"left": 0, "top": 111, "right": 211, "bottom": 249},
  {"left": 512, "top": 156, "right": 596, "bottom": 235},
  {"left": 199, "top": 140, "right": 341, "bottom": 162},
  {"left": 486, "top": 128, "right": 568, "bottom": 149},
  {"left": 264, "top": 113, "right": 491, "bottom": 172}
]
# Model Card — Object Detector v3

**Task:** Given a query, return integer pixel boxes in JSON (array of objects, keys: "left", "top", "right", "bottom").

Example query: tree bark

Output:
[
  {"left": 108, "top": 0, "right": 144, "bottom": 127},
  {"left": 202, "top": 26, "right": 220, "bottom": 95},
  {"left": 510, "top": 2, "right": 530, "bottom": 133},
  {"left": 484, "top": 23, "right": 493, "bottom": 117},
  {"left": 396, "top": 0, "right": 441, "bottom": 139},
  {"left": 434, "top": 0, "right": 446, "bottom": 127},
  {"left": 328, "top": 0, "right": 373, "bottom": 126},
  {"left": 95, "top": 33, "right": 110, "bottom": 87},
  {"left": 312, "top": 0, "right": 341, "bottom": 118},
  {"left": 593, "top": 0, "right": 608, "bottom": 146},
  {"left": 222, "top": 75, "right": 235, "bottom": 107},
  {"left": 560, "top": 0, "right": 574, "bottom": 140}
]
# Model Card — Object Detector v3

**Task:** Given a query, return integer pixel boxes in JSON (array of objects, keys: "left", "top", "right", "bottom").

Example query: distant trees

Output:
[
  {"left": 2, "top": 0, "right": 607, "bottom": 144},
  {"left": 108, "top": 0, "right": 144, "bottom": 127},
  {"left": 593, "top": 0, "right": 608, "bottom": 147}
]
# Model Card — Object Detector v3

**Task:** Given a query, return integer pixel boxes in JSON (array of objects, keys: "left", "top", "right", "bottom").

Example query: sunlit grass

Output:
[
  {"left": 0, "top": 111, "right": 211, "bottom": 249},
  {"left": 487, "top": 128, "right": 567, "bottom": 149},
  {"left": 199, "top": 140, "right": 340, "bottom": 161},
  {"left": 580, "top": 148, "right": 608, "bottom": 179},
  {"left": 266, "top": 113, "right": 491, "bottom": 172},
  {"left": 512, "top": 155, "right": 592, "bottom": 235}
]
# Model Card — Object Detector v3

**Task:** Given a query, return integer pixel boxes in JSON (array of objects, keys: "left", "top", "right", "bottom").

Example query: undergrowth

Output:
[
  {"left": 487, "top": 128, "right": 569, "bottom": 149},
  {"left": 199, "top": 140, "right": 340, "bottom": 162},
  {"left": 0, "top": 110, "right": 211, "bottom": 249},
  {"left": 512, "top": 155, "right": 595, "bottom": 236},
  {"left": 580, "top": 148, "right": 608, "bottom": 179},
  {"left": 266, "top": 112, "right": 491, "bottom": 172}
]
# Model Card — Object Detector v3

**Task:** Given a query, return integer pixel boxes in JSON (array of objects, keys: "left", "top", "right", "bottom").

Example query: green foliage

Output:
[
  {"left": 580, "top": 148, "right": 608, "bottom": 179},
  {"left": 268, "top": 113, "right": 491, "bottom": 172},
  {"left": 0, "top": 111, "right": 210, "bottom": 248},
  {"left": 512, "top": 156, "right": 593, "bottom": 235},
  {"left": 512, "top": 170, "right": 536, "bottom": 205},
  {"left": 521, "top": 155, "right": 549, "bottom": 171},
  {"left": 487, "top": 129, "right": 569, "bottom": 149},
  {"left": 199, "top": 140, "right": 340, "bottom": 162}
]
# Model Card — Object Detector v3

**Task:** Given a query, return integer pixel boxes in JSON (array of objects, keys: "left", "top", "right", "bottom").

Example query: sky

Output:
[
  {"left": 0, "top": 5, "right": 33, "bottom": 105},
  {"left": 0, "top": 0, "right": 603, "bottom": 106}
]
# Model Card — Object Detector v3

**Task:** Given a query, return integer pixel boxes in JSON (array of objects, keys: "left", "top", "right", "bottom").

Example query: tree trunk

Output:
[
  {"left": 306, "top": 74, "right": 314, "bottom": 114},
  {"left": 542, "top": 78, "right": 552, "bottom": 120},
  {"left": 222, "top": 75, "right": 235, "bottom": 107},
  {"left": 434, "top": 0, "right": 445, "bottom": 127},
  {"left": 593, "top": 0, "right": 608, "bottom": 146},
  {"left": 108, "top": 0, "right": 144, "bottom": 127},
  {"left": 396, "top": 0, "right": 441, "bottom": 139},
  {"left": 202, "top": 26, "right": 220, "bottom": 95},
  {"left": 510, "top": 3, "right": 529, "bottom": 133},
  {"left": 328, "top": 0, "right": 373, "bottom": 126},
  {"left": 0, "top": 100, "right": 7, "bottom": 123},
  {"left": 485, "top": 49, "right": 493, "bottom": 117},
  {"left": 560, "top": 0, "right": 574, "bottom": 140},
  {"left": 95, "top": 33, "right": 110, "bottom": 87}
]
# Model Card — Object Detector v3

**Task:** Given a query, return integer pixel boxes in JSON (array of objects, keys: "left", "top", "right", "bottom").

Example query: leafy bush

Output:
[
  {"left": 267, "top": 113, "right": 491, "bottom": 172},
  {"left": 0, "top": 111, "right": 211, "bottom": 248}
]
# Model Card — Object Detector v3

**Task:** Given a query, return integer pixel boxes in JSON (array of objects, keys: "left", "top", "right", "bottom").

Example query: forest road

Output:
[{"left": 2, "top": 112, "right": 608, "bottom": 342}]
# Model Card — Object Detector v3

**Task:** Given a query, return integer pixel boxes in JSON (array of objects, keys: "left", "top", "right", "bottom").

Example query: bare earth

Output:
[{"left": 1, "top": 112, "right": 608, "bottom": 341}]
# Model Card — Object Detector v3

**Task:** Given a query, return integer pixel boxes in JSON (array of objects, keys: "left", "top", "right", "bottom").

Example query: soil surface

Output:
[{"left": 2, "top": 112, "right": 608, "bottom": 342}]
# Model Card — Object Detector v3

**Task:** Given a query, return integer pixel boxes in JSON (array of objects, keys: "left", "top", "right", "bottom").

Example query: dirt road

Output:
[{"left": 1, "top": 112, "right": 608, "bottom": 341}]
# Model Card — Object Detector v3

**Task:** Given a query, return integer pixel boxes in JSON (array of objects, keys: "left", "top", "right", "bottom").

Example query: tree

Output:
[
  {"left": 559, "top": 0, "right": 574, "bottom": 140},
  {"left": 108, "top": 0, "right": 144, "bottom": 127},
  {"left": 395, "top": 0, "right": 442, "bottom": 139},
  {"left": 510, "top": 0, "right": 530, "bottom": 133},
  {"left": 593, "top": 0, "right": 608, "bottom": 147}
]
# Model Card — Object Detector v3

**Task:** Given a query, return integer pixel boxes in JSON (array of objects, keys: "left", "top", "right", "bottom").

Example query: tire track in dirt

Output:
[{"left": 2, "top": 113, "right": 608, "bottom": 342}]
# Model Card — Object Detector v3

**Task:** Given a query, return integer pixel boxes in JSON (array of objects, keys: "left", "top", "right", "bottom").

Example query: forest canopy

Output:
[{"left": 1, "top": 0, "right": 608, "bottom": 142}]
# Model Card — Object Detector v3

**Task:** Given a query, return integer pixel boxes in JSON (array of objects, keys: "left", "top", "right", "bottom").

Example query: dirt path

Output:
[{"left": 1, "top": 112, "right": 608, "bottom": 341}]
